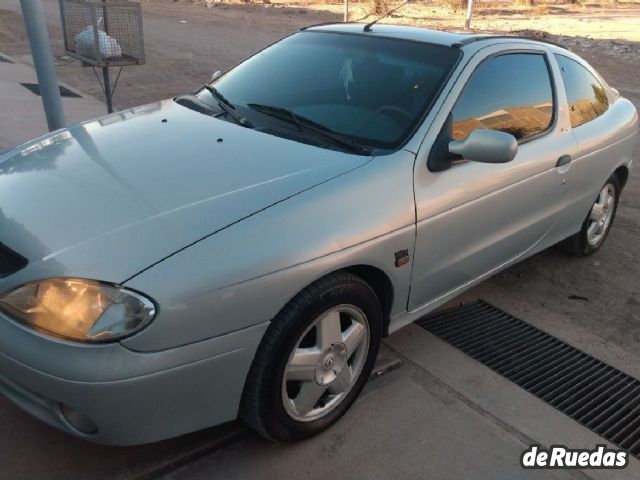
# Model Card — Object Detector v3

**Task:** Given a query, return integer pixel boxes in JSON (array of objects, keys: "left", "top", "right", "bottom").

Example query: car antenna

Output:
[{"left": 363, "top": 1, "right": 409, "bottom": 32}]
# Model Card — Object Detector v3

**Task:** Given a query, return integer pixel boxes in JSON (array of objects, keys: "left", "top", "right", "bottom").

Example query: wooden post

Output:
[
  {"left": 465, "top": 0, "right": 474, "bottom": 29},
  {"left": 344, "top": 0, "right": 349, "bottom": 22}
]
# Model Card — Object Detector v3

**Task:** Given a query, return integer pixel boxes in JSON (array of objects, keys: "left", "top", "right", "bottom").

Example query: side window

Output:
[
  {"left": 452, "top": 53, "right": 554, "bottom": 141},
  {"left": 555, "top": 54, "right": 608, "bottom": 128}
]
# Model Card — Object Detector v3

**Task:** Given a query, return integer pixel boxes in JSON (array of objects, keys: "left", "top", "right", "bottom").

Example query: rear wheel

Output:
[
  {"left": 560, "top": 174, "right": 620, "bottom": 256},
  {"left": 240, "top": 272, "right": 382, "bottom": 441}
]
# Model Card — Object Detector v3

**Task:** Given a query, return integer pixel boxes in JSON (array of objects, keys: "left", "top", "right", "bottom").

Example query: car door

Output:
[{"left": 408, "top": 45, "right": 578, "bottom": 311}]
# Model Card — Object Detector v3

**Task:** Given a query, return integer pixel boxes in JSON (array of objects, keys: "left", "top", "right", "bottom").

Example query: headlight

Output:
[{"left": 0, "top": 279, "right": 156, "bottom": 342}]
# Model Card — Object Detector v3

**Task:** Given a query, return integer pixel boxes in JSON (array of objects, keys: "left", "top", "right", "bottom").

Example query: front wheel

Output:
[
  {"left": 240, "top": 272, "right": 382, "bottom": 441},
  {"left": 560, "top": 174, "right": 620, "bottom": 256}
]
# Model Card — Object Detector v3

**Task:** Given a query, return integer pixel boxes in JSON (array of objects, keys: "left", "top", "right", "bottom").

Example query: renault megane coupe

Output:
[{"left": 0, "top": 24, "right": 637, "bottom": 445}]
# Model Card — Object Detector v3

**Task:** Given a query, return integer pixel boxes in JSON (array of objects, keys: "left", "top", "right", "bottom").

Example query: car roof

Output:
[
  {"left": 303, "top": 23, "right": 566, "bottom": 50},
  {"left": 304, "top": 23, "right": 472, "bottom": 46}
]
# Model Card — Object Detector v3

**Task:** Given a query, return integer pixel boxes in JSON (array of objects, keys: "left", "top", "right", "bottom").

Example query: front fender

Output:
[{"left": 121, "top": 150, "right": 417, "bottom": 352}]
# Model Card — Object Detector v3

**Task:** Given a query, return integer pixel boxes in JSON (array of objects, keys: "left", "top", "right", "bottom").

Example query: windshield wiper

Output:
[
  {"left": 175, "top": 94, "right": 214, "bottom": 111},
  {"left": 247, "top": 103, "right": 371, "bottom": 155},
  {"left": 203, "top": 85, "right": 253, "bottom": 128}
]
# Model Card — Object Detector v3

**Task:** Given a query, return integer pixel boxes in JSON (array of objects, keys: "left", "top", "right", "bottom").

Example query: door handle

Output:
[{"left": 556, "top": 155, "right": 572, "bottom": 168}]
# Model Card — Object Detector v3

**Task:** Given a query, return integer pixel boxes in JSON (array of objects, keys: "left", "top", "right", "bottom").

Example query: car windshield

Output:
[{"left": 194, "top": 31, "right": 460, "bottom": 152}]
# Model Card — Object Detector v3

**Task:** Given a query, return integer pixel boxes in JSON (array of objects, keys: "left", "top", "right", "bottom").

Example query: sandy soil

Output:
[
  {"left": 0, "top": 0, "right": 639, "bottom": 359},
  {"left": 313, "top": 1, "right": 640, "bottom": 41}
]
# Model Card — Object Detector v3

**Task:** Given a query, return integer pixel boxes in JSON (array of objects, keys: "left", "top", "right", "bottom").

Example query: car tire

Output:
[
  {"left": 560, "top": 174, "right": 621, "bottom": 256},
  {"left": 240, "top": 271, "right": 383, "bottom": 442}
]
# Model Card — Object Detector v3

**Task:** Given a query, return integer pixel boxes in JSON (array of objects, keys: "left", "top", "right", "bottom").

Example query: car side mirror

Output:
[
  {"left": 448, "top": 129, "right": 518, "bottom": 164},
  {"left": 211, "top": 70, "right": 222, "bottom": 82}
]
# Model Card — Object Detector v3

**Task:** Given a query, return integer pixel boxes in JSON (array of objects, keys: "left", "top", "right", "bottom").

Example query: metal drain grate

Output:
[
  {"left": 417, "top": 299, "right": 640, "bottom": 458},
  {"left": 20, "top": 83, "right": 81, "bottom": 98}
]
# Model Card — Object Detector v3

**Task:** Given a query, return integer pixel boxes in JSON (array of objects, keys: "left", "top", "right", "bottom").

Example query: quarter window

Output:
[
  {"left": 555, "top": 54, "right": 608, "bottom": 128},
  {"left": 452, "top": 53, "right": 554, "bottom": 141}
]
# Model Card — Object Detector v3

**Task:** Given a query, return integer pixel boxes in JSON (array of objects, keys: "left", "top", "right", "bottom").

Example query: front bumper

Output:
[{"left": 0, "top": 312, "right": 268, "bottom": 445}]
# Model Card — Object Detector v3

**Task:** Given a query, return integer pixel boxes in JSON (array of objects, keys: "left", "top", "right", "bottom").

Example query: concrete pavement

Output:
[
  {"left": 163, "top": 362, "right": 566, "bottom": 480},
  {"left": 0, "top": 52, "right": 104, "bottom": 152},
  {"left": 164, "top": 326, "right": 640, "bottom": 480}
]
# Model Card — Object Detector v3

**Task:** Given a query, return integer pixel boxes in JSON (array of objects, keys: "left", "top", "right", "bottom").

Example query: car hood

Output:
[{"left": 0, "top": 100, "right": 371, "bottom": 286}]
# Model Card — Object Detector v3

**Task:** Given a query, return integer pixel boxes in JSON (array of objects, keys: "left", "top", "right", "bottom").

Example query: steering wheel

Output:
[{"left": 374, "top": 105, "right": 414, "bottom": 128}]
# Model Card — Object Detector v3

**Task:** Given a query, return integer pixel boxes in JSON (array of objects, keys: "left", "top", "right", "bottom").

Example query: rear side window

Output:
[
  {"left": 451, "top": 53, "right": 554, "bottom": 141},
  {"left": 555, "top": 54, "right": 608, "bottom": 128}
]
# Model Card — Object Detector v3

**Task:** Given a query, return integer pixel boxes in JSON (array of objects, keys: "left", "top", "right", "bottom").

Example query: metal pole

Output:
[
  {"left": 100, "top": 0, "right": 113, "bottom": 113},
  {"left": 344, "top": 0, "right": 349, "bottom": 22},
  {"left": 465, "top": 0, "right": 474, "bottom": 30},
  {"left": 19, "top": 0, "right": 65, "bottom": 131},
  {"left": 98, "top": 0, "right": 115, "bottom": 113},
  {"left": 102, "top": 67, "right": 113, "bottom": 113}
]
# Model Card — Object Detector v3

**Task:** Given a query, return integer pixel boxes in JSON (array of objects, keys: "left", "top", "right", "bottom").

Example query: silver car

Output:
[{"left": 0, "top": 24, "right": 637, "bottom": 445}]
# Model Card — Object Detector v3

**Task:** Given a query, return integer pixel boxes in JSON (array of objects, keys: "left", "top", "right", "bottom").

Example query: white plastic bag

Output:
[{"left": 74, "top": 25, "right": 122, "bottom": 60}]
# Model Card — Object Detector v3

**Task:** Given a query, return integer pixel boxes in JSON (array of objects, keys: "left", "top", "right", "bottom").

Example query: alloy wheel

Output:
[
  {"left": 281, "top": 304, "right": 370, "bottom": 422},
  {"left": 587, "top": 183, "right": 616, "bottom": 247}
]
